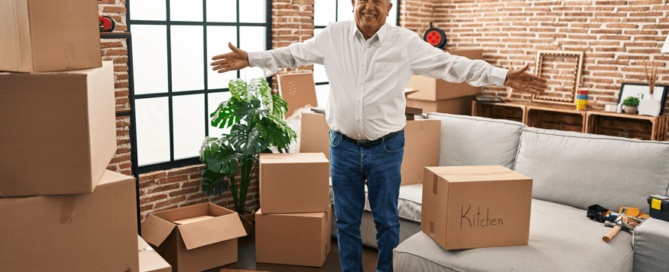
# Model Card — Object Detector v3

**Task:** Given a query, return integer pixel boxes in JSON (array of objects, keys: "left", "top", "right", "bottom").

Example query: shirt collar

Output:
[{"left": 349, "top": 21, "right": 388, "bottom": 43}]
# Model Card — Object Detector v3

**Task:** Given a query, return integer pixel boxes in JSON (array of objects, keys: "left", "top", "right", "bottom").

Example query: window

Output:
[
  {"left": 128, "top": 0, "right": 272, "bottom": 173},
  {"left": 313, "top": 0, "right": 400, "bottom": 108}
]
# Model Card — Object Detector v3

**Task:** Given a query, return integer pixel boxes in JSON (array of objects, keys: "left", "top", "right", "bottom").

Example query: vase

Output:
[
  {"left": 624, "top": 106, "right": 638, "bottom": 114},
  {"left": 638, "top": 99, "right": 661, "bottom": 117}
]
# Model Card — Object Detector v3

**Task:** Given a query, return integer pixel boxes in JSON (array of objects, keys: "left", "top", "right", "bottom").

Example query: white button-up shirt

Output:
[{"left": 248, "top": 21, "right": 508, "bottom": 140}]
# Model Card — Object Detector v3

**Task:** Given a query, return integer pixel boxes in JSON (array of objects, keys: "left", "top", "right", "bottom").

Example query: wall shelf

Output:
[{"left": 472, "top": 101, "right": 668, "bottom": 141}]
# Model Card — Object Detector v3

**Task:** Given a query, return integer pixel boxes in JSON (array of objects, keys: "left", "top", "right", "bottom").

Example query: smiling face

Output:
[{"left": 351, "top": 0, "right": 393, "bottom": 38}]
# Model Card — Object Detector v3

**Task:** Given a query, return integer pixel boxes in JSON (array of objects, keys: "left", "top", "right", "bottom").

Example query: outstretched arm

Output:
[
  {"left": 407, "top": 37, "right": 547, "bottom": 94},
  {"left": 210, "top": 25, "right": 332, "bottom": 77}
]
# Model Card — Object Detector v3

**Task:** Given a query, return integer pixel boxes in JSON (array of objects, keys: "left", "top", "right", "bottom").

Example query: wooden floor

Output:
[{"left": 205, "top": 232, "right": 379, "bottom": 272}]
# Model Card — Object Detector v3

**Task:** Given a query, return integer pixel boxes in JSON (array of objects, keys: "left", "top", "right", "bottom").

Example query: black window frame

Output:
[{"left": 126, "top": 0, "right": 273, "bottom": 174}]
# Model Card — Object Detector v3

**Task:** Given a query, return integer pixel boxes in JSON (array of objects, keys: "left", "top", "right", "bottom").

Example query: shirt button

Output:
[
  {"left": 362, "top": 64, "right": 365, "bottom": 67},
  {"left": 359, "top": 83, "right": 362, "bottom": 85},
  {"left": 358, "top": 119, "right": 361, "bottom": 122},
  {"left": 357, "top": 100, "right": 361, "bottom": 103}
]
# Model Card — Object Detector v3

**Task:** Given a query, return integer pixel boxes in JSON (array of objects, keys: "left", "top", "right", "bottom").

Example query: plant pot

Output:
[
  {"left": 240, "top": 207, "right": 255, "bottom": 238},
  {"left": 624, "top": 106, "right": 638, "bottom": 114}
]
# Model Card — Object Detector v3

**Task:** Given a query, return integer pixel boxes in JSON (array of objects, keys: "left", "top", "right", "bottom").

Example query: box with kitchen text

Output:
[
  {"left": 421, "top": 165, "right": 532, "bottom": 250},
  {"left": 141, "top": 203, "right": 247, "bottom": 272}
]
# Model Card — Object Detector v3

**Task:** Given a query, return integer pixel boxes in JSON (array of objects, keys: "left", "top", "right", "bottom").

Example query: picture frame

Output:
[
  {"left": 531, "top": 50, "right": 585, "bottom": 105},
  {"left": 618, "top": 83, "right": 668, "bottom": 115}
]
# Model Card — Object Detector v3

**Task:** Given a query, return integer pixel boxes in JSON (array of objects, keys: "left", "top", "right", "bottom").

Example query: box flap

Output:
[
  {"left": 177, "top": 213, "right": 247, "bottom": 250},
  {"left": 278, "top": 73, "right": 318, "bottom": 118},
  {"left": 428, "top": 165, "right": 529, "bottom": 183},
  {"left": 141, "top": 215, "right": 176, "bottom": 247},
  {"left": 260, "top": 152, "right": 328, "bottom": 164},
  {"left": 138, "top": 235, "right": 151, "bottom": 251}
]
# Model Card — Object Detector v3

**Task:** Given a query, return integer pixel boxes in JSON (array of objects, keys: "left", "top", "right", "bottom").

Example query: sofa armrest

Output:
[{"left": 633, "top": 218, "right": 669, "bottom": 271}]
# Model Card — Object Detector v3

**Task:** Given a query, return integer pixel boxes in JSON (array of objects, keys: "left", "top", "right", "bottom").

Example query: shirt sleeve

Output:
[
  {"left": 248, "top": 23, "right": 333, "bottom": 77},
  {"left": 406, "top": 36, "right": 508, "bottom": 87}
]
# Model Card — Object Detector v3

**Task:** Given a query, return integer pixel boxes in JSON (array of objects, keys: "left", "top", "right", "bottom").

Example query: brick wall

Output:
[
  {"left": 400, "top": 0, "right": 436, "bottom": 36},
  {"left": 434, "top": 0, "right": 669, "bottom": 111},
  {"left": 270, "top": 0, "right": 316, "bottom": 92}
]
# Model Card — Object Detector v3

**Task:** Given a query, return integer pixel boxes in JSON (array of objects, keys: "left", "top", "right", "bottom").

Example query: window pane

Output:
[
  {"left": 173, "top": 94, "right": 206, "bottom": 160},
  {"left": 315, "top": 84, "right": 329, "bottom": 109},
  {"left": 314, "top": 64, "right": 328, "bottom": 83},
  {"left": 239, "top": 0, "right": 265, "bottom": 23},
  {"left": 170, "top": 0, "right": 203, "bottom": 21},
  {"left": 208, "top": 92, "right": 233, "bottom": 137},
  {"left": 171, "top": 25, "right": 204, "bottom": 92},
  {"left": 388, "top": 0, "right": 398, "bottom": 26},
  {"left": 239, "top": 26, "right": 266, "bottom": 81},
  {"left": 207, "top": 26, "right": 238, "bottom": 89},
  {"left": 207, "top": 0, "right": 236, "bottom": 22},
  {"left": 338, "top": 1, "right": 355, "bottom": 22},
  {"left": 130, "top": 0, "right": 166, "bottom": 21},
  {"left": 132, "top": 25, "right": 168, "bottom": 95},
  {"left": 136, "top": 98, "right": 171, "bottom": 166},
  {"left": 314, "top": 0, "right": 336, "bottom": 26}
]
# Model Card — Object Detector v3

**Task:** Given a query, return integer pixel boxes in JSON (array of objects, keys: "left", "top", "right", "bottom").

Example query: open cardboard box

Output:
[
  {"left": 0, "top": 0, "right": 101, "bottom": 72},
  {"left": 256, "top": 205, "right": 332, "bottom": 267},
  {"left": 138, "top": 235, "right": 172, "bottom": 272},
  {"left": 141, "top": 203, "right": 247, "bottom": 272},
  {"left": 0, "top": 171, "right": 139, "bottom": 271},
  {"left": 0, "top": 61, "right": 117, "bottom": 197},
  {"left": 421, "top": 165, "right": 533, "bottom": 250},
  {"left": 259, "top": 153, "right": 330, "bottom": 214}
]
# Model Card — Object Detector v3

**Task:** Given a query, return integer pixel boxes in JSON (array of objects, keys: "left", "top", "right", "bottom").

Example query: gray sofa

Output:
[{"left": 328, "top": 113, "right": 669, "bottom": 271}]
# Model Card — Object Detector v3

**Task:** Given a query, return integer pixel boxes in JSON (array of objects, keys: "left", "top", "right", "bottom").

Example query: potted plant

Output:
[
  {"left": 199, "top": 78, "right": 296, "bottom": 235},
  {"left": 622, "top": 96, "right": 640, "bottom": 114}
]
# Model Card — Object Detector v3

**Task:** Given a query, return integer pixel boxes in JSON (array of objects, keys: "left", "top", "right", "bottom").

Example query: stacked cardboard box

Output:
[
  {"left": 406, "top": 49, "right": 484, "bottom": 115},
  {"left": 0, "top": 2, "right": 142, "bottom": 270},
  {"left": 256, "top": 153, "right": 333, "bottom": 267},
  {"left": 300, "top": 113, "right": 441, "bottom": 185}
]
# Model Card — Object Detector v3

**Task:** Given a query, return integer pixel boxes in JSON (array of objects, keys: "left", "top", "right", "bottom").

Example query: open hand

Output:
[
  {"left": 210, "top": 42, "right": 249, "bottom": 74},
  {"left": 504, "top": 64, "right": 548, "bottom": 95}
]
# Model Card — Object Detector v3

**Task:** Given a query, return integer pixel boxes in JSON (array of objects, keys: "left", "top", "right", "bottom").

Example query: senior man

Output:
[{"left": 211, "top": 1, "right": 547, "bottom": 271}]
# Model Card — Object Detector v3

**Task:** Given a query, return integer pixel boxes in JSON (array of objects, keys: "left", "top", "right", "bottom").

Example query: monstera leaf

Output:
[
  {"left": 257, "top": 115, "right": 296, "bottom": 153},
  {"left": 227, "top": 123, "right": 267, "bottom": 156},
  {"left": 200, "top": 169, "right": 229, "bottom": 196}
]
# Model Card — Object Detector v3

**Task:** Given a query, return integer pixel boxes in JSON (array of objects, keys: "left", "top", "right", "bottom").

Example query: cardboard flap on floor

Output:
[
  {"left": 177, "top": 213, "right": 246, "bottom": 250},
  {"left": 141, "top": 215, "right": 176, "bottom": 247}
]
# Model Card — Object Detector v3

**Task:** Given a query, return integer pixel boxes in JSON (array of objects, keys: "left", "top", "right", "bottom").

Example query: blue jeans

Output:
[{"left": 329, "top": 130, "right": 404, "bottom": 272}]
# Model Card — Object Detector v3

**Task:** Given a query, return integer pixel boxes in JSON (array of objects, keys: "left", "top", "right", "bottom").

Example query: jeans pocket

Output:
[
  {"left": 383, "top": 132, "right": 405, "bottom": 153},
  {"left": 329, "top": 130, "right": 341, "bottom": 148}
]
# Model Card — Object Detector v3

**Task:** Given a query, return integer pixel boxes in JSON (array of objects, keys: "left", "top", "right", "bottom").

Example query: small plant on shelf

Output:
[
  {"left": 622, "top": 96, "right": 640, "bottom": 114},
  {"left": 198, "top": 78, "right": 296, "bottom": 216}
]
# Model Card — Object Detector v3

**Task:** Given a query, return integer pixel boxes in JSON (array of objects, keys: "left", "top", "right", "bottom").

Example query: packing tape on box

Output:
[
  {"left": 64, "top": 42, "right": 76, "bottom": 71},
  {"left": 440, "top": 170, "right": 513, "bottom": 177},
  {"left": 60, "top": 196, "right": 77, "bottom": 224},
  {"left": 0, "top": 171, "right": 18, "bottom": 197}
]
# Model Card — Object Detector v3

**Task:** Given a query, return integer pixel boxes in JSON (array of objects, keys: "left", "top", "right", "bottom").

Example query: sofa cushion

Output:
[
  {"left": 633, "top": 217, "right": 669, "bottom": 272},
  {"left": 514, "top": 128, "right": 669, "bottom": 214},
  {"left": 328, "top": 179, "right": 422, "bottom": 223},
  {"left": 425, "top": 113, "right": 525, "bottom": 169},
  {"left": 393, "top": 199, "right": 634, "bottom": 272}
]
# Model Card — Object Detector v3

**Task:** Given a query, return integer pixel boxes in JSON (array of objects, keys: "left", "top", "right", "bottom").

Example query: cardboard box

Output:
[
  {"left": 0, "top": 0, "right": 102, "bottom": 72},
  {"left": 0, "top": 61, "right": 117, "bottom": 197},
  {"left": 406, "top": 49, "right": 483, "bottom": 101},
  {"left": 0, "top": 170, "right": 139, "bottom": 271},
  {"left": 141, "top": 203, "right": 247, "bottom": 272},
  {"left": 421, "top": 165, "right": 533, "bottom": 250},
  {"left": 407, "top": 95, "right": 473, "bottom": 115},
  {"left": 300, "top": 112, "right": 331, "bottom": 159},
  {"left": 259, "top": 153, "right": 330, "bottom": 214},
  {"left": 278, "top": 73, "right": 318, "bottom": 119},
  {"left": 139, "top": 235, "right": 172, "bottom": 272},
  {"left": 256, "top": 205, "right": 332, "bottom": 267},
  {"left": 401, "top": 120, "right": 441, "bottom": 185}
]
